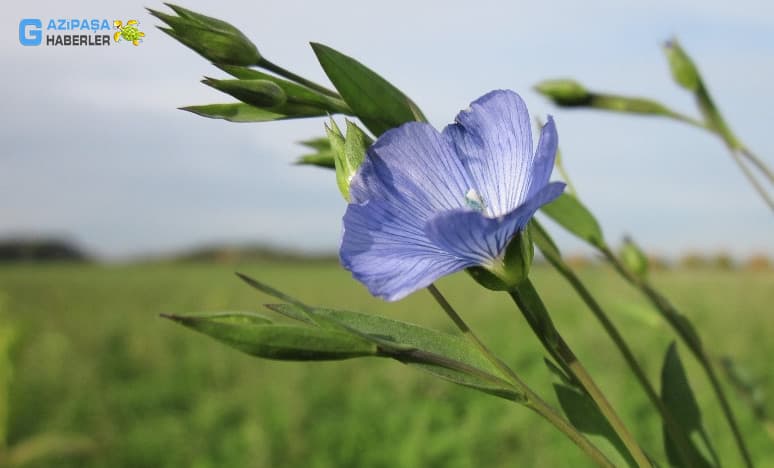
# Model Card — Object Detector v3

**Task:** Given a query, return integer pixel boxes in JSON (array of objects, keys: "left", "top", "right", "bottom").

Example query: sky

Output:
[{"left": 1, "top": 0, "right": 773, "bottom": 260}]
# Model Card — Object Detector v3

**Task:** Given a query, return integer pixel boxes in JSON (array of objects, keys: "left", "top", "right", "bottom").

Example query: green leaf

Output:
[
  {"left": 295, "top": 136, "right": 335, "bottom": 168},
  {"left": 310, "top": 43, "right": 426, "bottom": 135},
  {"left": 661, "top": 342, "right": 715, "bottom": 468},
  {"left": 296, "top": 153, "right": 335, "bottom": 169},
  {"left": 298, "top": 137, "right": 332, "bottom": 151},
  {"left": 265, "top": 303, "right": 522, "bottom": 400},
  {"left": 553, "top": 384, "right": 636, "bottom": 467},
  {"left": 217, "top": 65, "right": 352, "bottom": 114},
  {"left": 180, "top": 102, "right": 325, "bottom": 122},
  {"left": 162, "top": 312, "right": 377, "bottom": 361},
  {"left": 540, "top": 193, "right": 604, "bottom": 247}
]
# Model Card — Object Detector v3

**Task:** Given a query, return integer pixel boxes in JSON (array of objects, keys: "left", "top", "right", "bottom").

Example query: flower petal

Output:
[
  {"left": 341, "top": 201, "right": 471, "bottom": 301},
  {"left": 443, "top": 90, "right": 537, "bottom": 216},
  {"left": 425, "top": 182, "right": 566, "bottom": 265},
  {"left": 528, "top": 116, "right": 559, "bottom": 200},
  {"left": 349, "top": 122, "right": 476, "bottom": 220}
]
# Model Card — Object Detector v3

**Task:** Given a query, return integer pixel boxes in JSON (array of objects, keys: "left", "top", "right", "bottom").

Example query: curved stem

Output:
[
  {"left": 509, "top": 280, "right": 652, "bottom": 468},
  {"left": 426, "top": 284, "right": 615, "bottom": 468},
  {"left": 259, "top": 58, "right": 341, "bottom": 98},
  {"left": 542, "top": 246, "right": 700, "bottom": 467},
  {"left": 599, "top": 245, "right": 755, "bottom": 468}
]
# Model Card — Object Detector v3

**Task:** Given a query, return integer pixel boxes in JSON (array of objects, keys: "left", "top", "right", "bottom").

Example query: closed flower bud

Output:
[
  {"left": 619, "top": 236, "right": 649, "bottom": 279},
  {"left": 327, "top": 119, "right": 371, "bottom": 201},
  {"left": 149, "top": 6, "right": 262, "bottom": 66},
  {"left": 534, "top": 79, "right": 591, "bottom": 106},
  {"left": 202, "top": 78, "right": 287, "bottom": 108},
  {"left": 663, "top": 39, "right": 700, "bottom": 92}
]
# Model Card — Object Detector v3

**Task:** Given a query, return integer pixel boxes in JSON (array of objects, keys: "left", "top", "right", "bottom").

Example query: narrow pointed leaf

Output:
[
  {"left": 180, "top": 102, "right": 324, "bottom": 122},
  {"left": 298, "top": 137, "right": 333, "bottom": 151},
  {"left": 296, "top": 136, "right": 336, "bottom": 168},
  {"left": 661, "top": 342, "right": 715, "bottom": 468},
  {"left": 310, "top": 42, "right": 426, "bottom": 135},
  {"left": 296, "top": 153, "right": 335, "bottom": 168},
  {"left": 541, "top": 193, "right": 604, "bottom": 247},
  {"left": 162, "top": 313, "right": 377, "bottom": 361},
  {"left": 265, "top": 303, "right": 522, "bottom": 400}
]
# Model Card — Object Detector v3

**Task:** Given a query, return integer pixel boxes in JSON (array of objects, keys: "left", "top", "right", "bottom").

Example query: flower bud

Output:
[
  {"left": 619, "top": 236, "right": 649, "bottom": 279},
  {"left": 663, "top": 39, "right": 700, "bottom": 92},
  {"left": 468, "top": 228, "right": 533, "bottom": 290},
  {"left": 202, "top": 78, "right": 286, "bottom": 108},
  {"left": 327, "top": 119, "right": 371, "bottom": 201},
  {"left": 534, "top": 79, "right": 591, "bottom": 106},
  {"left": 149, "top": 6, "right": 261, "bottom": 66}
]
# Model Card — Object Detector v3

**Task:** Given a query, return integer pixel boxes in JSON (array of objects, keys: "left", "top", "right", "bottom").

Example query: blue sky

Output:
[{"left": 1, "top": 0, "right": 772, "bottom": 259}]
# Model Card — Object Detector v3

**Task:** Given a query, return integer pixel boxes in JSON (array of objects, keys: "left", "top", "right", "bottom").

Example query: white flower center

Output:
[{"left": 465, "top": 188, "right": 486, "bottom": 212}]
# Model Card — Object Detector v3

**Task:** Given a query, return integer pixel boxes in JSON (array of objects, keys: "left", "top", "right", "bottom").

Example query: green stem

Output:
[
  {"left": 539, "top": 239, "right": 700, "bottom": 467},
  {"left": 509, "top": 280, "right": 652, "bottom": 468},
  {"left": 425, "top": 284, "right": 615, "bottom": 468},
  {"left": 554, "top": 148, "right": 578, "bottom": 196},
  {"left": 664, "top": 109, "right": 710, "bottom": 131},
  {"left": 599, "top": 245, "right": 754, "bottom": 468},
  {"left": 739, "top": 147, "right": 774, "bottom": 185},
  {"left": 727, "top": 147, "right": 774, "bottom": 212},
  {"left": 259, "top": 58, "right": 341, "bottom": 98}
]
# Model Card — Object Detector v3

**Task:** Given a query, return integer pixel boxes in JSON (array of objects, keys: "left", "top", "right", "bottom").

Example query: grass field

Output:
[{"left": 0, "top": 261, "right": 772, "bottom": 467}]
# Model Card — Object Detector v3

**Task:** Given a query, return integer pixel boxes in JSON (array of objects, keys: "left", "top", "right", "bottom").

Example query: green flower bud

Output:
[
  {"left": 619, "top": 236, "right": 649, "bottom": 279},
  {"left": 534, "top": 79, "right": 592, "bottom": 106},
  {"left": 202, "top": 78, "right": 287, "bottom": 108},
  {"left": 468, "top": 228, "right": 534, "bottom": 290},
  {"left": 149, "top": 6, "right": 261, "bottom": 66},
  {"left": 663, "top": 39, "right": 700, "bottom": 92},
  {"left": 327, "top": 119, "right": 371, "bottom": 201}
]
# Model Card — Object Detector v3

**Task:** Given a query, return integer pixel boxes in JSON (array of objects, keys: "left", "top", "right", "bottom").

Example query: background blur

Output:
[{"left": 1, "top": 1, "right": 773, "bottom": 467}]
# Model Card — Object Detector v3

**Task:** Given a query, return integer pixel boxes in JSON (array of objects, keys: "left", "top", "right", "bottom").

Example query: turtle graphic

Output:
[{"left": 113, "top": 19, "right": 145, "bottom": 46}]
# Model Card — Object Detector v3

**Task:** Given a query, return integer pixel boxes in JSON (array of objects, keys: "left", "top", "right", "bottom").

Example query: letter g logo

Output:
[{"left": 19, "top": 19, "right": 42, "bottom": 46}]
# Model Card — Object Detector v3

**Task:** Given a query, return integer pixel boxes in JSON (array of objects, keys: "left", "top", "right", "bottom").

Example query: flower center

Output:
[{"left": 465, "top": 188, "right": 486, "bottom": 212}]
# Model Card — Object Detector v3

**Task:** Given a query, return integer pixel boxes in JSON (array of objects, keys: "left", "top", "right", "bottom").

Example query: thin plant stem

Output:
[
  {"left": 509, "top": 280, "right": 653, "bottom": 468},
  {"left": 728, "top": 147, "right": 774, "bottom": 211},
  {"left": 425, "top": 284, "right": 615, "bottom": 468},
  {"left": 739, "top": 147, "right": 774, "bottom": 185},
  {"left": 259, "top": 58, "right": 341, "bottom": 98},
  {"left": 554, "top": 148, "right": 578, "bottom": 196},
  {"left": 599, "top": 245, "right": 754, "bottom": 468},
  {"left": 536, "top": 234, "right": 700, "bottom": 467},
  {"left": 664, "top": 106, "right": 774, "bottom": 211}
]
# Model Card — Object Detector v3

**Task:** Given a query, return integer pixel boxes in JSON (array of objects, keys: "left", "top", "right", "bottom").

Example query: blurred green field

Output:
[{"left": 0, "top": 262, "right": 772, "bottom": 467}]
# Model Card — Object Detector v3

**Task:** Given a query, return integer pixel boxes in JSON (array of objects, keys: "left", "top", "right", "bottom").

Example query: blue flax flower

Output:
[{"left": 340, "top": 90, "right": 565, "bottom": 301}]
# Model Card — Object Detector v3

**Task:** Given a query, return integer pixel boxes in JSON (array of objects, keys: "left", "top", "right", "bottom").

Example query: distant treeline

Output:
[
  {"left": 0, "top": 238, "right": 91, "bottom": 262},
  {"left": 171, "top": 244, "right": 339, "bottom": 264},
  {"left": 0, "top": 238, "right": 770, "bottom": 270}
]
